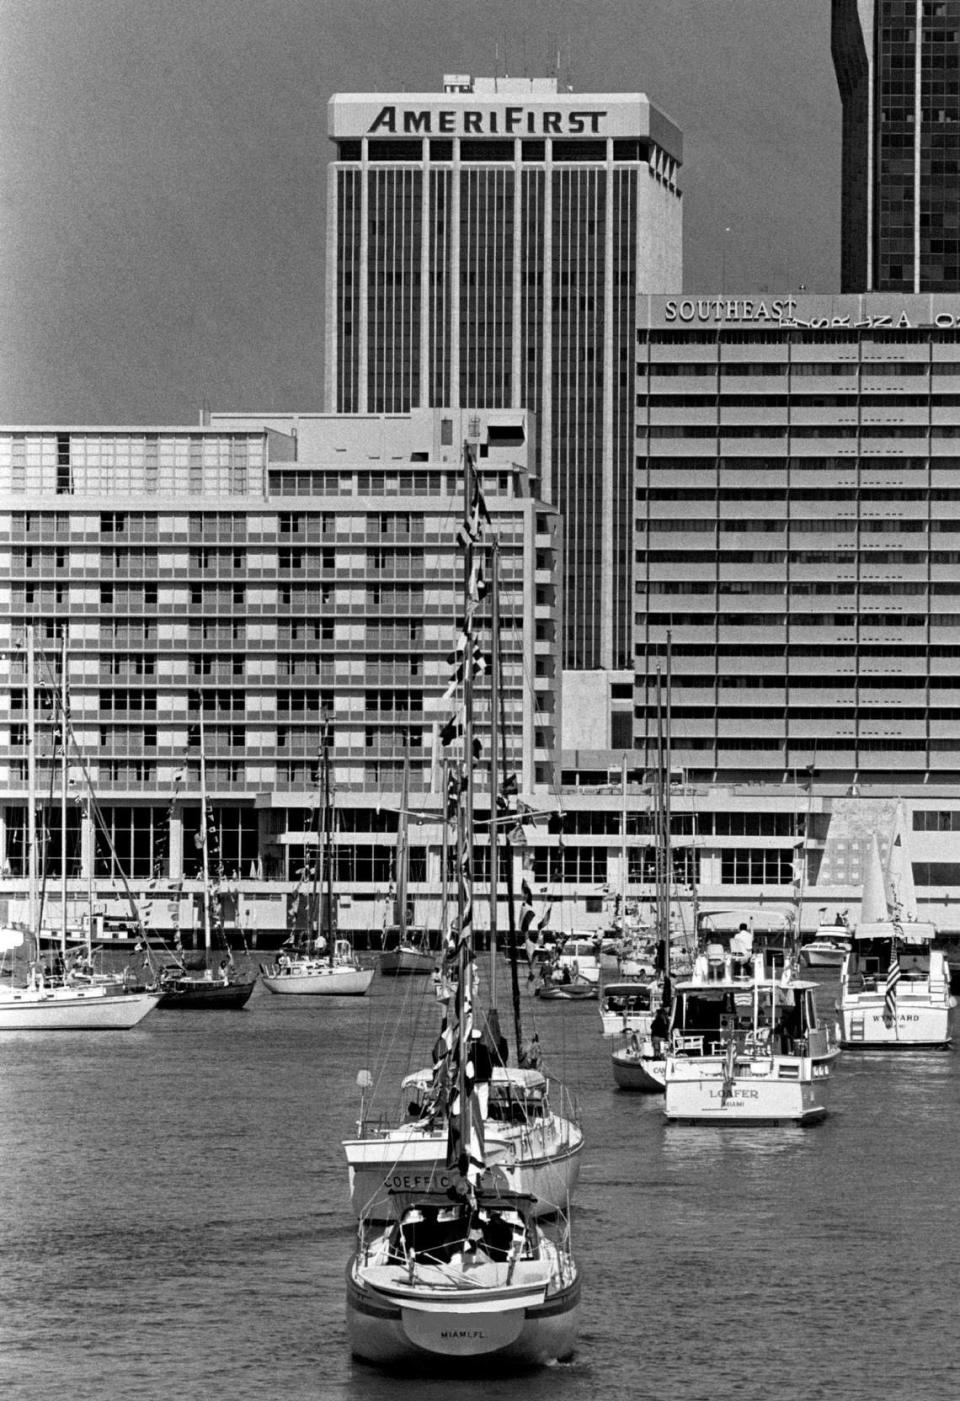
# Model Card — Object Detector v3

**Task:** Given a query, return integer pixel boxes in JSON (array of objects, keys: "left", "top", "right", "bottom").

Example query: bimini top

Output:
[
  {"left": 402, "top": 1065, "right": 547, "bottom": 1093},
  {"left": 697, "top": 907, "right": 795, "bottom": 938},
  {"left": 853, "top": 919, "right": 937, "bottom": 943}
]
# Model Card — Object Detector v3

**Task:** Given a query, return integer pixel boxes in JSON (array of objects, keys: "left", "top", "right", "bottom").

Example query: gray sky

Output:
[{"left": 0, "top": 0, "right": 838, "bottom": 425}]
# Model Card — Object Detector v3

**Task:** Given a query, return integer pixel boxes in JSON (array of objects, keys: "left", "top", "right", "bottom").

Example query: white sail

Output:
[
  {"left": 884, "top": 802, "right": 918, "bottom": 922},
  {"left": 859, "top": 834, "right": 889, "bottom": 924}
]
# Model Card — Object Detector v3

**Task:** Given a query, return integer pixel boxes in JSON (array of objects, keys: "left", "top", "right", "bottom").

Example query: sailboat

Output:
[
  {"left": 157, "top": 709, "right": 258, "bottom": 1009},
  {"left": 612, "top": 655, "right": 674, "bottom": 1089},
  {"left": 379, "top": 760, "right": 435, "bottom": 977},
  {"left": 345, "top": 447, "right": 580, "bottom": 1369},
  {"left": 836, "top": 820, "right": 952, "bottom": 1049},
  {"left": 261, "top": 718, "right": 374, "bottom": 997},
  {"left": 0, "top": 628, "right": 159, "bottom": 1030}
]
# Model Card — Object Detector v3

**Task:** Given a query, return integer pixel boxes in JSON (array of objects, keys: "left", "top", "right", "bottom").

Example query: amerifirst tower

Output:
[{"left": 324, "top": 74, "right": 683, "bottom": 675}]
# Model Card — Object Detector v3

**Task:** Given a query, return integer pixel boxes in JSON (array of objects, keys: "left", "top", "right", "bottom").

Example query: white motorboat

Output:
[
  {"left": 554, "top": 935, "right": 601, "bottom": 985},
  {"left": 262, "top": 939, "right": 374, "bottom": 996},
  {"left": 600, "top": 978, "right": 659, "bottom": 1037},
  {"left": 662, "top": 950, "right": 832, "bottom": 1125},
  {"left": 344, "top": 1064, "right": 583, "bottom": 1221},
  {"left": 346, "top": 446, "right": 579, "bottom": 1370},
  {"left": 836, "top": 822, "right": 952, "bottom": 1049},
  {"left": 801, "top": 927, "right": 852, "bottom": 969},
  {"left": 837, "top": 921, "right": 951, "bottom": 1049}
]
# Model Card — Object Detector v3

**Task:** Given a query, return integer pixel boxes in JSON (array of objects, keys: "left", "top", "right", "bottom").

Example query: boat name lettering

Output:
[
  {"left": 708, "top": 1089, "right": 759, "bottom": 1100},
  {"left": 869, "top": 1013, "right": 920, "bottom": 1023},
  {"left": 386, "top": 1171, "right": 454, "bottom": 1190},
  {"left": 367, "top": 105, "right": 608, "bottom": 136}
]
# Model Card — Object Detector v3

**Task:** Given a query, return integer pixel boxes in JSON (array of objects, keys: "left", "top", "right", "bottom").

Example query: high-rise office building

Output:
[
  {"left": 324, "top": 73, "right": 683, "bottom": 671},
  {"left": 633, "top": 290, "right": 960, "bottom": 789},
  {"left": 833, "top": 0, "right": 960, "bottom": 292}
]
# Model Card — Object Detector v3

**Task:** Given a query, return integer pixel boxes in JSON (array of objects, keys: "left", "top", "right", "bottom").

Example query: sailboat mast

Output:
[
  {"left": 26, "top": 625, "right": 38, "bottom": 940},
  {"left": 397, "top": 758, "right": 409, "bottom": 942},
  {"left": 440, "top": 756, "right": 450, "bottom": 950},
  {"left": 198, "top": 705, "right": 212, "bottom": 953},
  {"left": 457, "top": 441, "right": 479, "bottom": 1183},
  {"left": 323, "top": 716, "right": 335, "bottom": 967},
  {"left": 60, "top": 630, "right": 69, "bottom": 962},
  {"left": 620, "top": 753, "right": 627, "bottom": 928},
  {"left": 663, "top": 632, "right": 674, "bottom": 966},
  {"left": 654, "top": 666, "right": 666, "bottom": 965},
  {"left": 488, "top": 540, "right": 500, "bottom": 1004}
]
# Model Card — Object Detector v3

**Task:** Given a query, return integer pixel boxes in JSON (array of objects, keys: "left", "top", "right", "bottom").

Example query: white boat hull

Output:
[
  {"left": 261, "top": 965, "right": 374, "bottom": 996},
  {"left": 664, "top": 1053, "right": 830, "bottom": 1125},
  {"left": 346, "top": 1261, "right": 580, "bottom": 1368},
  {"left": 344, "top": 1122, "right": 583, "bottom": 1221},
  {"left": 0, "top": 985, "right": 159, "bottom": 1030},
  {"left": 801, "top": 947, "right": 848, "bottom": 968},
  {"left": 837, "top": 996, "right": 951, "bottom": 1049}
]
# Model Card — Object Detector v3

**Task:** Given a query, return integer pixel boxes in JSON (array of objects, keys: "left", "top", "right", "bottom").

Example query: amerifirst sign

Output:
[
  {"left": 328, "top": 94, "right": 662, "bottom": 142},
  {"left": 365, "top": 105, "right": 609, "bottom": 135}
]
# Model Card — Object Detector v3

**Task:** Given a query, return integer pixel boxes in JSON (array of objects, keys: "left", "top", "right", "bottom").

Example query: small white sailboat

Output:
[
  {"left": 837, "top": 825, "right": 952, "bottom": 1049},
  {"left": 344, "top": 1061, "right": 583, "bottom": 1222},
  {"left": 346, "top": 446, "right": 580, "bottom": 1369},
  {"left": 0, "top": 629, "right": 158, "bottom": 1031},
  {"left": 262, "top": 719, "right": 373, "bottom": 997}
]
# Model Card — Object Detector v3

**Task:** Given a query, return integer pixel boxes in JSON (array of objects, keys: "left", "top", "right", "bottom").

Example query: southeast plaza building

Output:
[{"left": 561, "top": 290, "right": 960, "bottom": 947}]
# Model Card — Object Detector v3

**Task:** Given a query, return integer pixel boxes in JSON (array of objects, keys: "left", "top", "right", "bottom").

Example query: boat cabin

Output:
[
  {"left": 601, "top": 982, "right": 656, "bottom": 1016},
  {"left": 384, "top": 1197, "right": 536, "bottom": 1268},
  {"left": 843, "top": 920, "right": 939, "bottom": 990},
  {"left": 668, "top": 978, "right": 819, "bottom": 1058}
]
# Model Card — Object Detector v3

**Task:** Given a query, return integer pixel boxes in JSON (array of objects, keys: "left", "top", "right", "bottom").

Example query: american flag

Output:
[{"left": 882, "top": 944, "right": 901, "bottom": 1028}]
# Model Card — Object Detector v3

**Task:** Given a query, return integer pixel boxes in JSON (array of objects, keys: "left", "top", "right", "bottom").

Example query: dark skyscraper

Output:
[{"left": 833, "top": 1, "right": 960, "bottom": 292}]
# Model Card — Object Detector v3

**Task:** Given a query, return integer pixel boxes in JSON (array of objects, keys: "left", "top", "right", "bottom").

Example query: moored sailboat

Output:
[
  {"left": 345, "top": 446, "right": 580, "bottom": 1369},
  {"left": 261, "top": 718, "right": 373, "bottom": 997},
  {"left": 157, "top": 709, "right": 257, "bottom": 1009},
  {"left": 0, "top": 628, "right": 159, "bottom": 1031}
]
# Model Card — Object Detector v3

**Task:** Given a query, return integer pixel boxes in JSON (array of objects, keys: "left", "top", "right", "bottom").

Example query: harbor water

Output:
[{"left": 1, "top": 968, "right": 958, "bottom": 1401}]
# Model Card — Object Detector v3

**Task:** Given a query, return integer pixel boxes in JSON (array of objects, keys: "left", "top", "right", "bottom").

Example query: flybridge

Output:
[{"left": 367, "top": 105, "right": 609, "bottom": 136}]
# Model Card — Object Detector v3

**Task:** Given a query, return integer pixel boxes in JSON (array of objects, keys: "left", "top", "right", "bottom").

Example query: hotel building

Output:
[
  {"left": 324, "top": 73, "right": 683, "bottom": 674},
  {"left": 833, "top": 0, "right": 960, "bottom": 291},
  {"left": 0, "top": 409, "right": 563, "bottom": 945}
]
